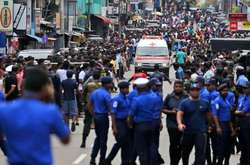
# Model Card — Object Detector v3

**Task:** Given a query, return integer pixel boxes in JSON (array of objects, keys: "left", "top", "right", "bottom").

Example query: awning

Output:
[
  {"left": 95, "top": 15, "right": 113, "bottom": 24},
  {"left": 26, "top": 34, "right": 43, "bottom": 43}
]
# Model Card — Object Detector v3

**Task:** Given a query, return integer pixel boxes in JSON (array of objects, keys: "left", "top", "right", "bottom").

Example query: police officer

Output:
[
  {"left": 162, "top": 80, "right": 188, "bottom": 165},
  {"left": 128, "top": 78, "right": 158, "bottom": 165},
  {"left": 89, "top": 77, "right": 113, "bottom": 165},
  {"left": 105, "top": 81, "right": 131, "bottom": 165},
  {"left": 235, "top": 81, "right": 250, "bottom": 165},
  {"left": 177, "top": 83, "right": 211, "bottom": 165},
  {"left": 211, "top": 83, "right": 235, "bottom": 165},
  {"left": 149, "top": 78, "right": 165, "bottom": 164},
  {"left": 196, "top": 76, "right": 210, "bottom": 103}
]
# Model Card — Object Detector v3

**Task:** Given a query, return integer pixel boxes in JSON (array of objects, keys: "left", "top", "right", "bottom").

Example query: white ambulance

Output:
[{"left": 135, "top": 35, "right": 170, "bottom": 76}]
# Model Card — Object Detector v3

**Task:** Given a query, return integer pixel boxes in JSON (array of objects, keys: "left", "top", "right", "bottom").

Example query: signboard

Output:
[
  {"left": 230, "top": 21, "right": 238, "bottom": 31},
  {"left": 238, "top": 21, "right": 250, "bottom": 31},
  {"left": 229, "top": 13, "right": 247, "bottom": 21},
  {"left": 0, "top": 0, "right": 13, "bottom": 32}
]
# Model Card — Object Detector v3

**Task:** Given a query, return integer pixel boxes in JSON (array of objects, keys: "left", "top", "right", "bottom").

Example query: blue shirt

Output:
[
  {"left": 176, "top": 66, "right": 184, "bottom": 80},
  {"left": 209, "top": 90, "right": 219, "bottom": 103},
  {"left": 111, "top": 93, "right": 130, "bottom": 119},
  {"left": 0, "top": 91, "right": 4, "bottom": 101},
  {"left": 178, "top": 98, "right": 210, "bottom": 133},
  {"left": 153, "top": 91, "right": 163, "bottom": 120},
  {"left": 226, "top": 91, "right": 235, "bottom": 107},
  {"left": 130, "top": 91, "right": 158, "bottom": 123},
  {"left": 239, "top": 95, "right": 250, "bottom": 113},
  {"left": 236, "top": 75, "right": 249, "bottom": 86},
  {"left": 128, "top": 89, "right": 138, "bottom": 102},
  {"left": 90, "top": 87, "right": 111, "bottom": 115},
  {"left": 211, "top": 96, "right": 232, "bottom": 122},
  {"left": 200, "top": 87, "right": 210, "bottom": 103},
  {"left": 0, "top": 99, "right": 69, "bottom": 165}
]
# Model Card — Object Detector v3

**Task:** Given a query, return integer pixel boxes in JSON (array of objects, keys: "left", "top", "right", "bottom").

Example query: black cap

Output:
[
  {"left": 195, "top": 76, "right": 205, "bottom": 84},
  {"left": 101, "top": 77, "right": 113, "bottom": 85},
  {"left": 208, "top": 78, "right": 217, "bottom": 85},
  {"left": 217, "top": 83, "right": 228, "bottom": 91},
  {"left": 118, "top": 81, "right": 130, "bottom": 89},
  {"left": 149, "top": 78, "right": 162, "bottom": 86}
]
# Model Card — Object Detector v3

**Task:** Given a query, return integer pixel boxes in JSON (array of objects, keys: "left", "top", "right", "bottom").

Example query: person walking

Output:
[
  {"left": 62, "top": 70, "right": 78, "bottom": 132},
  {"left": 235, "top": 81, "right": 250, "bottom": 165},
  {"left": 211, "top": 83, "right": 235, "bottom": 165},
  {"left": 105, "top": 81, "right": 131, "bottom": 165},
  {"left": 128, "top": 78, "right": 158, "bottom": 165},
  {"left": 177, "top": 83, "right": 211, "bottom": 165},
  {"left": 162, "top": 80, "right": 188, "bottom": 165},
  {"left": 80, "top": 70, "right": 101, "bottom": 148},
  {"left": 89, "top": 77, "right": 113, "bottom": 165},
  {"left": 0, "top": 67, "right": 70, "bottom": 165}
]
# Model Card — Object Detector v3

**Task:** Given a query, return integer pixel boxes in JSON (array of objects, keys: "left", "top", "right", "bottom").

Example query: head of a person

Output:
[
  {"left": 118, "top": 81, "right": 130, "bottom": 95},
  {"left": 134, "top": 78, "right": 149, "bottom": 93},
  {"left": 189, "top": 83, "right": 200, "bottom": 99},
  {"left": 24, "top": 67, "right": 54, "bottom": 102},
  {"left": 154, "top": 64, "right": 160, "bottom": 71},
  {"left": 93, "top": 69, "right": 101, "bottom": 80},
  {"left": 62, "top": 61, "right": 70, "bottom": 70},
  {"left": 242, "top": 81, "right": 250, "bottom": 95},
  {"left": 173, "top": 63, "right": 179, "bottom": 70},
  {"left": 66, "top": 70, "right": 74, "bottom": 79},
  {"left": 218, "top": 83, "right": 228, "bottom": 98},
  {"left": 207, "top": 78, "right": 217, "bottom": 91},
  {"left": 149, "top": 78, "right": 162, "bottom": 92},
  {"left": 174, "top": 80, "right": 184, "bottom": 94},
  {"left": 101, "top": 77, "right": 113, "bottom": 90},
  {"left": 195, "top": 76, "right": 205, "bottom": 88}
]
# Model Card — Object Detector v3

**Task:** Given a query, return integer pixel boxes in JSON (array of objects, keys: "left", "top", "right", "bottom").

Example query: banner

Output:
[{"left": 0, "top": 0, "right": 13, "bottom": 32}]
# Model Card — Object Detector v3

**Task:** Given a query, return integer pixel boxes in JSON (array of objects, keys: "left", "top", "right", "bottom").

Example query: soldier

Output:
[{"left": 80, "top": 70, "right": 101, "bottom": 148}]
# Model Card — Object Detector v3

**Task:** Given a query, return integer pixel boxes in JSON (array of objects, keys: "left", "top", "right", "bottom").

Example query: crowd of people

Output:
[{"left": 0, "top": 0, "right": 250, "bottom": 165}]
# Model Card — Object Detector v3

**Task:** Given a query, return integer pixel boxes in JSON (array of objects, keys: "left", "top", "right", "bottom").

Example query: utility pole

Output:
[
  {"left": 87, "top": 0, "right": 91, "bottom": 30},
  {"left": 118, "top": 0, "right": 121, "bottom": 36}
]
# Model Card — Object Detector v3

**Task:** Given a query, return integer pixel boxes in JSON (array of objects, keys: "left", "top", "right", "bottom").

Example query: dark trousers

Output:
[
  {"left": 82, "top": 111, "right": 92, "bottom": 143},
  {"left": 181, "top": 132, "right": 207, "bottom": 165},
  {"left": 106, "top": 119, "right": 130, "bottom": 164},
  {"left": 152, "top": 119, "right": 162, "bottom": 163},
  {"left": 129, "top": 127, "right": 137, "bottom": 163},
  {"left": 135, "top": 122, "right": 154, "bottom": 165},
  {"left": 215, "top": 122, "right": 232, "bottom": 165},
  {"left": 91, "top": 115, "right": 109, "bottom": 162},
  {"left": 168, "top": 128, "right": 182, "bottom": 165},
  {"left": 239, "top": 118, "right": 250, "bottom": 165},
  {"left": 0, "top": 139, "right": 7, "bottom": 156}
]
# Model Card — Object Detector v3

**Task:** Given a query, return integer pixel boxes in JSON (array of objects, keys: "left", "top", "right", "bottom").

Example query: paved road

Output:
[{"left": 0, "top": 67, "right": 240, "bottom": 165}]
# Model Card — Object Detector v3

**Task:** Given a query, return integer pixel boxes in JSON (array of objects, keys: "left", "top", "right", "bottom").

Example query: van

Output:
[
  {"left": 135, "top": 35, "right": 170, "bottom": 76},
  {"left": 18, "top": 49, "right": 54, "bottom": 59}
]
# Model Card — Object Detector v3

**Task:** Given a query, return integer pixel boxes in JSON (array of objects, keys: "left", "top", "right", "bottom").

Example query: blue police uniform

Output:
[
  {"left": 152, "top": 91, "right": 164, "bottom": 163},
  {"left": 130, "top": 90, "right": 158, "bottom": 165},
  {"left": 226, "top": 91, "right": 236, "bottom": 107},
  {"left": 211, "top": 95, "right": 232, "bottom": 164},
  {"left": 200, "top": 87, "right": 210, "bottom": 103},
  {"left": 238, "top": 94, "right": 250, "bottom": 165},
  {"left": 90, "top": 87, "right": 112, "bottom": 164},
  {"left": 0, "top": 99, "right": 69, "bottom": 165},
  {"left": 127, "top": 88, "right": 138, "bottom": 162},
  {"left": 236, "top": 75, "right": 249, "bottom": 87},
  {"left": 209, "top": 90, "right": 219, "bottom": 103},
  {"left": 106, "top": 92, "right": 130, "bottom": 164}
]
